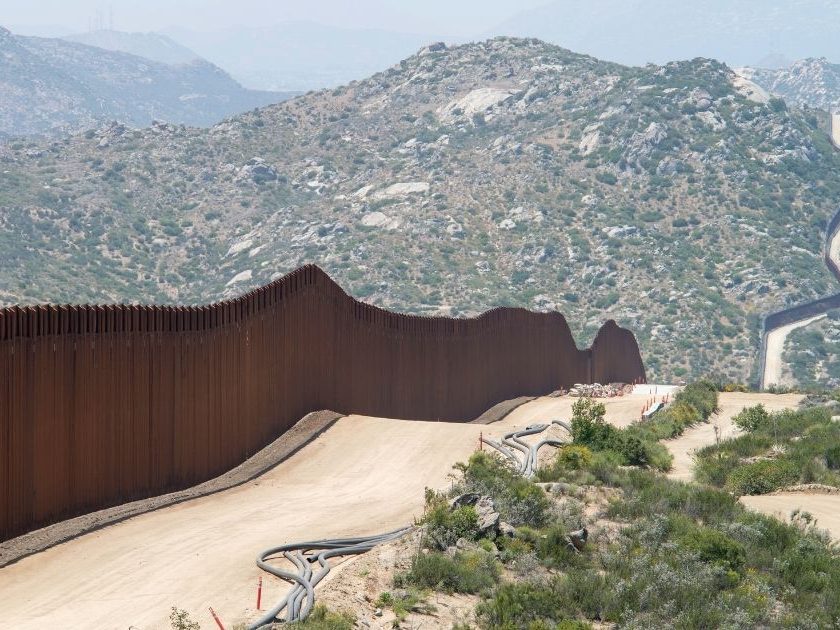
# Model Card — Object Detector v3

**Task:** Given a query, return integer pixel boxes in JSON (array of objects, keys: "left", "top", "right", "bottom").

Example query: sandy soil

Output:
[
  {"left": 498, "top": 392, "right": 654, "bottom": 430},
  {"left": 664, "top": 392, "right": 803, "bottom": 482},
  {"left": 741, "top": 493, "right": 840, "bottom": 539},
  {"left": 763, "top": 315, "right": 827, "bottom": 388},
  {"left": 0, "top": 416, "right": 486, "bottom": 630},
  {"left": 0, "top": 393, "right": 651, "bottom": 630}
]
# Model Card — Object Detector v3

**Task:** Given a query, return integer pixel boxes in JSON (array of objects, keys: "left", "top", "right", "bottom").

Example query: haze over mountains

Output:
[
  {"left": 494, "top": 0, "right": 840, "bottom": 69},
  {"left": 744, "top": 58, "right": 840, "bottom": 111},
  {"left": 2, "top": 37, "right": 840, "bottom": 383},
  {"left": 163, "top": 23, "right": 445, "bottom": 92},
  {"left": 64, "top": 29, "right": 201, "bottom": 66},
  {"left": 0, "top": 26, "right": 293, "bottom": 137}
]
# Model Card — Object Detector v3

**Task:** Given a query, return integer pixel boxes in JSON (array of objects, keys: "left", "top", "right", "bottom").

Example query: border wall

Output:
[
  {"left": 758, "top": 206, "right": 840, "bottom": 388},
  {"left": 0, "top": 265, "right": 645, "bottom": 542}
]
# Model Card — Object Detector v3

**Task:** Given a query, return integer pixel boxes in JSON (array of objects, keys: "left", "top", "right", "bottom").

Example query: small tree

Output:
[
  {"left": 732, "top": 405, "right": 770, "bottom": 433},
  {"left": 570, "top": 398, "right": 614, "bottom": 451}
]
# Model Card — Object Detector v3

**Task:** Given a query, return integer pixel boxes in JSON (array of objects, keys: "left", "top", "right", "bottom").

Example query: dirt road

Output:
[
  {"left": 500, "top": 392, "right": 651, "bottom": 429},
  {"left": 763, "top": 315, "right": 827, "bottom": 388},
  {"left": 0, "top": 392, "right": 655, "bottom": 630},
  {"left": 664, "top": 392, "right": 803, "bottom": 482},
  {"left": 0, "top": 417, "right": 486, "bottom": 630},
  {"left": 741, "top": 493, "right": 840, "bottom": 539}
]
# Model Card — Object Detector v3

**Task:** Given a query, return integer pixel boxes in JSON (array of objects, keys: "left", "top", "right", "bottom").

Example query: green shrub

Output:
[
  {"left": 733, "top": 404, "right": 770, "bottom": 432},
  {"left": 571, "top": 398, "right": 615, "bottom": 451},
  {"left": 681, "top": 527, "right": 746, "bottom": 572},
  {"left": 455, "top": 452, "right": 551, "bottom": 527},
  {"left": 616, "top": 434, "right": 648, "bottom": 466},
  {"left": 826, "top": 445, "right": 840, "bottom": 470},
  {"left": 475, "top": 581, "right": 593, "bottom": 629},
  {"left": 556, "top": 444, "right": 593, "bottom": 470},
  {"left": 497, "top": 535, "right": 532, "bottom": 562},
  {"left": 694, "top": 453, "right": 739, "bottom": 486},
  {"left": 397, "top": 550, "right": 499, "bottom": 594},
  {"left": 291, "top": 605, "right": 356, "bottom": 629},
  {"left": 726, "top": 459, "right": 799, "bottom": 495},
  {"left": 422, "top": 490, "right": 479, "bottom": 549},
  {"left": 534, "top": 524, "right": 576, "bottom": 566}
]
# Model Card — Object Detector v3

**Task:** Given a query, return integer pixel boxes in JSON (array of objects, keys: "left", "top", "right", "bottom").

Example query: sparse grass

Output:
[
  {"left": 695, "top": 405, "right": 840, "bottom": 493},
  {"left": 375, "top": 589, "right": 435, "bottom": 623},
  {"left": 395, "top": 549, "right": 500, "bottom": 594},
  {"left": 420, "top": 394, "right": 840, "bottom": 628},
  {"left": 283, "top": 605, "right": 356, "bottom": 629}
]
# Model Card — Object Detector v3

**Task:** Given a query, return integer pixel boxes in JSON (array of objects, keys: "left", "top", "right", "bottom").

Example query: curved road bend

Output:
[
  {"left": 0, "top": 393, "right": 661, "bottom": 630},
  {"left": 761, "top": 208, "right": 840, "bottom": 388}
]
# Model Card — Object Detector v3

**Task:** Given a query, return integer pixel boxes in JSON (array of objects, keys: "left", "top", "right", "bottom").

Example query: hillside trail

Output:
[
  {"left": 0, "top": 393, "right": 652, "bottom": 630},
  {"left": 663, "top": 392, "right": 840, "bottom": 539},
  {"left": 740, "top": 493, "right": 840, "bottom": 538},
  {"left": 664, "top": 392, "right": 803, "bottom": 482},
  {"left": 763, "top": 314, "right": 827, "bottom": 387}
]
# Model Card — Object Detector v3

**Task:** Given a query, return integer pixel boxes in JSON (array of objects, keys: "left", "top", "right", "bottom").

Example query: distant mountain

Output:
[
  {"left": 743, "top": 58, "right": 840, "bottom": 111},
  {"left": 163, "top": 22, "right": 447, "bottom": 91},
  {"left": 64, "top": 29, "right": 200, "bottom": 66},
  {"left": 2, "top": 37, "right": 840, "bottom": 383},
  {"left": 491, "top": 0, "right": 840, "bottom": 68},
  {"left": 0, "top": 26, "right": 294, "bottom": 137}
]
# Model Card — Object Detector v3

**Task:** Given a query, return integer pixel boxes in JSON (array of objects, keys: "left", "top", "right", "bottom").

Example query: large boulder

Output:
[{"left": 449, "top": 493, "right": 501, "bottom": 536}]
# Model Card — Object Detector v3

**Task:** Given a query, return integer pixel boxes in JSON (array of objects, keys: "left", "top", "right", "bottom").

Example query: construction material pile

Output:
[{"left": 567, "top": 383, "right": 632, "bottom": 398}]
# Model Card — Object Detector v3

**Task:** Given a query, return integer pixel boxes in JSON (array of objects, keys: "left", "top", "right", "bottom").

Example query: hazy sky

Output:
[{"left": 4, "top": 0, "right": 550, "bottom": 37}]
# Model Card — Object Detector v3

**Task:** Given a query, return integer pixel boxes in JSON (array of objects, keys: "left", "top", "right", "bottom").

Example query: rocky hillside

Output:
[
  {"left": 0, "top": 26, "right": 292, "bottom": 137},
  {"left": 2, "top": 37, "right": 840, "bottom": 383},
  {"left": 63, "top": 29, "right": 200, "bottom": 66},
  {"left": 744, "top": 58, "right": 840, "bottom": 111}
]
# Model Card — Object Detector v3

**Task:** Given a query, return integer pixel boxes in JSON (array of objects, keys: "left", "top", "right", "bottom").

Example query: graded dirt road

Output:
[
  {"left": 0, "top": 390, "right": 814, "bottom": 629},
  {"left": 0, "top": 417, "right": 486, "bottom": 630},
  {"left": 763, "top": 315, "right": 827, "bottom": 388},
  {"left": 740, "top": 493, "right": 840, "bottom": 539},
  {"left": 664, "top": 392, "right": 804, "bottom": 482},
  {"left": 500, "top": 390, "right": 652, "bottom": 430},
  {"left": 0, "top": 393, "right": 652, "bottom": 630}
]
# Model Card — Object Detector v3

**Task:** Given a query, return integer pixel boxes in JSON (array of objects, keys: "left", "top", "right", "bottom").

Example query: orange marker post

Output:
[
  {"left": 209, "top": 607, "right": 225, "bottom": 630},
  {"left": 257, "top": 576, "right": 263, "bottom": 610}
]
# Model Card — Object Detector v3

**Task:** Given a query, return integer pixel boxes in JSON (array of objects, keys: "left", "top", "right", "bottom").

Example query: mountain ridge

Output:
[
  {"left": 2, "top": 37, "right": 839, "bottom": 383},
  {"left": 63, "top": 29, "right": 201, "bottom": 66},
  {"left": 0, "top": 25, "right": 294, "bottom": 137}
]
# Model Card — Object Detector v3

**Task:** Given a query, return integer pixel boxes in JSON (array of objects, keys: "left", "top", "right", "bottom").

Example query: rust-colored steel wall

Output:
[{"left": 0, "top": 265, "right": 645, "bottom": 541}]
